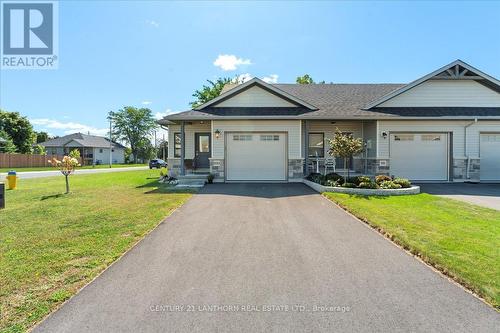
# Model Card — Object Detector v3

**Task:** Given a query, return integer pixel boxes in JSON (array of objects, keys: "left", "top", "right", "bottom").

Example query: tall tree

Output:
[
  {"left": 296, "top": 74, "right": 315, "bottom": 84},
  {"left": 108, "top": 107, "right": 157, "bottom": 163},
  {"left": 190, "top": 77, "right": 233, "bottom": 108},
  {"left": 0, "top": 130, "right": 16, "bottom": 153},
  {"left": 0, "top": 109, "right": 35, "bottom": 153},
  {"left": 36, "top": 131, "right": 50, "bottom": 143}
]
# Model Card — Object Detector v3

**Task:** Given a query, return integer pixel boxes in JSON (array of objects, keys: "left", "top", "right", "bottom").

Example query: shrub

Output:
[
  {"left": 379, "top": 180, "right": 402, "bottom": 189},
  {"left": 358, "top": 181, "right": 378, "bottom": 189},
  {"left": 307, "top": 173, "right": 326, "bottom": 185},
  {"left": 326, "top": 179, "right": 342, "bottom": 187},
  {"left": 342, "top": 182, "right": 357, "bottom": 188},
  {"left": 393, "top": 178, "right": 411, "bottom": 188},
  {"left": 375, "top": 174, "right": 392, "bottom": 184},
  {"left": 358, "top": 176, "right": 371, "bottom": 183},
  {"left": 207, "top": 173, "right": 215, "bottom": 184},
  {"left": 347, "top": 176, "right": 362, "bottom": 186},
  {"left": 325, "top": 172, "right": 344, "bottom": 184}
]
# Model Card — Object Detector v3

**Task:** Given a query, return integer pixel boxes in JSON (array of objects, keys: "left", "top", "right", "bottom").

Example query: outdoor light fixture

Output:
[
  {"left": 214, "top": 129, "right": 221, "bottom": 139},
  {"left": 381, "top": 131, "right": 388, "bottom": 139}
]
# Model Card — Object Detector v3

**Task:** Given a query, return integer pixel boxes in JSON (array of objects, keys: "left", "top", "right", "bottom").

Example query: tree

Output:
[
  {"left": 36, "top": 131, "right": 50, "bottom": 143},
  {"left": 136, "top": 138, "right": 157, "bottom": 162},
  {"left": 296, "top": 74, "right": 315, "bottom": 84},
  {"left": 0, "top": 109, "right": 35, "bottom": 153},
  {"left": 33, "top": 144, "right": 47, "bottom": 155},
  {"left": 327, "top": 129, "right": 364, "bottom": 179},
  {"left": 48, "top": 155, "right": 80, "bottom": 194},
  {"left": 108, "top": 107, "right": 157, "bottom": 163},
  {"left": 0, "top": 130, "right": 16, "bottom": 153},
  {"left": 190, "top": 77, "right": 233, "bottom": 108}
]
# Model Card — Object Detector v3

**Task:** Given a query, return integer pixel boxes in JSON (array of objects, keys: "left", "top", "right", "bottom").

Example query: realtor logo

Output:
[{"left": 1, "top": 1, "right": 58, "bottom": 69}]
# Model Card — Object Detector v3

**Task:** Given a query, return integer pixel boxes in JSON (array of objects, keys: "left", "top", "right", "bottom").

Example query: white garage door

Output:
[
  {"left": 226, "top": 132, "right": 286, "bottom": 181},
  {"left": 390, "top": 133, "right": 448, "bottom": 181},
  {"left": 480, "top": 133, "right": 500, "bottom": 181}
]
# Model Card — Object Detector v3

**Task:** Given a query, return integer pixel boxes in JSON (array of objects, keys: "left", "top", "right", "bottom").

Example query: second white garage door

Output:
[
  {"left": 226, "top": 132, "right": 287, "bottom": 181},
  {"left": 390, "top": 133, "right": 449, "bottom": 181},
  {"left": 480, "top": 133, "right": 500, "bottom": 181}
]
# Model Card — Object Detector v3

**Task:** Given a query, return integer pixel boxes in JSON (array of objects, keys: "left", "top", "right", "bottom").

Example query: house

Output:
[
  {"left": 39, "top": 133, "right": 126, "bottom": 165},
  {"left": 158, "top": 60, "right": 500, "bottom": 183}
]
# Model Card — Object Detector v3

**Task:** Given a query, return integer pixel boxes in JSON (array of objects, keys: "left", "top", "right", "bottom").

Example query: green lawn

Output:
[
  {"left": 0, "top": 170, "right": 193, "bottom": 332},
  {"left": 324, "top": 193, "right": 500, "bottom": 309},
  {"left": 0, "top": 164, "right": 147, "bottom": 173}
]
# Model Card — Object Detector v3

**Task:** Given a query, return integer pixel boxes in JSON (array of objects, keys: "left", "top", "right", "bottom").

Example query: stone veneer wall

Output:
[
  {"left": 210, "top": 159, "right": 225, "bottom": 181},
  {"left": 288, "top": 159, "right": 304, "bottom": 180},
  {"left": 364, "top": 158, "right": 390, "bottom": 176},
  {"left": 453, "top": 158, "right": 480, "bottom": 182},
  {"left": 167, "top": 158, "right": 181, "bottom": 176}
]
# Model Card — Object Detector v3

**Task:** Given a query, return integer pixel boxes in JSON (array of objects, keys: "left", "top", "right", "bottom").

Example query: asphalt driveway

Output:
[
  {"left": 34, "top": 183, "right": 499, "bottom": 333},
  {"left": 419, "top": 183, "right": 500, "bottom": 210}
]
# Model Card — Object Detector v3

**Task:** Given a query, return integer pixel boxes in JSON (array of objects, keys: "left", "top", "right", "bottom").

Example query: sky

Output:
[{"left": 1, "top": 0, "right": 500, "bottom": 137}]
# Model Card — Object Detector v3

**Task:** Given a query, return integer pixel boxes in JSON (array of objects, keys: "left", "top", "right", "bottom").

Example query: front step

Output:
[{"left": 175, "top": 174, "right": 208, "bottom": 188}]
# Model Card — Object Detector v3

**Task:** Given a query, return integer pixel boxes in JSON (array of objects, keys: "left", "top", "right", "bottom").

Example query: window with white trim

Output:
[
  {"left": 394, "top": 134, "right": 414, "bottom": 141},
  {"left": 233, "top": 134, "right": 252, "bottom": 141},
  {"left": 260, "top": 135, "right": 279, "bottom": 141},
  {"left": 421, "top": 134, "right": 441, "bottom": 141}
]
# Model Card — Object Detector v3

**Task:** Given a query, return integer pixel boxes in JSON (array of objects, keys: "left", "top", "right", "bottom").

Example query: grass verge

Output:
[
  {"left": 0, "top": 170, "right": 193, "bottom": 332},
  {"left": 323, "top": 193, "right": 500, "bottom": 310}
]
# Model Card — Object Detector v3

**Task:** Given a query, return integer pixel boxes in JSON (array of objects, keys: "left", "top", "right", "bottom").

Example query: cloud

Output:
[
  {"left": 141, "top": 101, "right": 152, "bottom": 105},
  {"left": 146, "top": 20, "right": 159, "bottom": 28},
  {"left": 261, "top": 74, "right": 278, "bottom": 83},
  {"left": 213, "top": 54, "right": 251, "bottom": 71},
  {"left": 235, "top": 73, "right": 252, "bottom": 83},
  {"left": 154, "top": 109, "right": 177, "bottom": 120},
  {"left": 30, "top": 118, "right": 108, "bottom": 136}
]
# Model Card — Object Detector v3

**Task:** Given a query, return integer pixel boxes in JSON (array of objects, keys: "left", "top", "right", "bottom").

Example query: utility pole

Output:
[
  {"left": 162, "top": 133, "right": 166, "bottom": 160},
  {"left": 109, "top": 117, "right": 112, "bottom": 168},
  {"left": 154, "top": 130, "right": 157, "bottom": 159}
]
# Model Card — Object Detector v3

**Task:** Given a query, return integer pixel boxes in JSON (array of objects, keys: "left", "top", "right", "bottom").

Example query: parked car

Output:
[{"left": 149, "top": 159, "right": 167, "bottom": 169}]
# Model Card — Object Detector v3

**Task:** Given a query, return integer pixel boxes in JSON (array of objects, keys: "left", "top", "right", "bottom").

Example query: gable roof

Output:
[
  {"left": 159, "top": 60, "right": 500, "bottom": 123},
  {"left": 161, "top": 84, "right": 405, "bottom": 122},
  {"left": 39, "top": 133, "right": 126, "bottom": 148},
  {"left": 364, "top": 59, "right": 500, "bottom": 109},
  {"left": 194, "top": 78, "right": 318, "bottom": 110}
]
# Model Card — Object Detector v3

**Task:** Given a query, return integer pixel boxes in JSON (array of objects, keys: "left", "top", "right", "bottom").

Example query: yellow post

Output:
[{"left": 7, "top": 171, "right": 17, "bottom": 190}]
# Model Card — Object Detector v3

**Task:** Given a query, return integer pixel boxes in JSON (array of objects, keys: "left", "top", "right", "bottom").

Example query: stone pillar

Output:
[{"left": 210, "top": 159, "right": 225, "bottom": 181}]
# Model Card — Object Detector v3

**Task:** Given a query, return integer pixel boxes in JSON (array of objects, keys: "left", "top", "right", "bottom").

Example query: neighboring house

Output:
[
  {"left": 158, "top": 60, "right": 500, "bottom": 183},
  {"left": 39, "top": 133, "right": 126, "bottom": 165}
]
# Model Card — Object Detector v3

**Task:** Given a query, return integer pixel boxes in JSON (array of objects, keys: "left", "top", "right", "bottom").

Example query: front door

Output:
[{"left": 195, "top": 133, "right": 211, "bottom": 169}]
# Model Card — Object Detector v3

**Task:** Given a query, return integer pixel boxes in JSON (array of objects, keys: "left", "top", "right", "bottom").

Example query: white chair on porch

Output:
[{"left": 324, "top": 158, "right": 336, "bottom": 175}]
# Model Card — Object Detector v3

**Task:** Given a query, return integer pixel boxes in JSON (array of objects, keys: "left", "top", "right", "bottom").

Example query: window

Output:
[
  {"left": 308, "top": 133, "right": 324, "bottom": 157},
  {"left": 174, "top": 133, "right": 182, "bottom": 157},
  {"left": 233, "top": 134, "right": 252, "bottom": 141},
  {"left": 422, "top": 134, "right": 441, "bottom": 141},
  {"left": 394, "top": 134, "right": 414, "bottom": 141},
  {"left": 260, "top": 135, "right": 279, "bottom": 141},
  {"left": 198, "top": 135, "right": 210, "bottom": 152},
  {"left": 482, "top": 134, "right": 500, "bottom": 142}
]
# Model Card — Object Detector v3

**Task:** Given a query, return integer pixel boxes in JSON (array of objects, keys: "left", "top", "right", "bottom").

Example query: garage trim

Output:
[
  {"left": 224, "top": 131, "right": 289, "bottom": 182},
  {"left": 388, "top": 131, "right": 452, "bottom": 181},
  {"left": 479, "top": 132, "right": 500, "bottom": 181}
]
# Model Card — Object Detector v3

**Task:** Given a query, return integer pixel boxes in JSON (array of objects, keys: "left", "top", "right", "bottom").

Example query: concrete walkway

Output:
[
  {"left": 419, "top": 183, "right": 500, "bottom": 210},
  {"left": 34, "top": 184, "right": 499, "bottom": 333},
  {"left": 0, "top": 166, "right": 148, "bottom": 180}
]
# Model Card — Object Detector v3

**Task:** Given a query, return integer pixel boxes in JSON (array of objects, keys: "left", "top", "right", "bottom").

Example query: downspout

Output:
[{"left": 464, "top": 118, "right": 477, "bottom": 180}]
